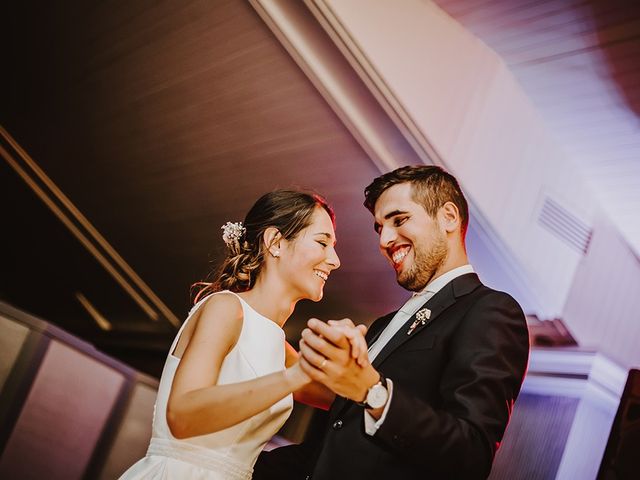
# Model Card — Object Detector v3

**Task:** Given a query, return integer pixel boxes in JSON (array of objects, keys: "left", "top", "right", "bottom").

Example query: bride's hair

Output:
[{"left": 194, "top": 190, "right": 335, "bottom": 301}]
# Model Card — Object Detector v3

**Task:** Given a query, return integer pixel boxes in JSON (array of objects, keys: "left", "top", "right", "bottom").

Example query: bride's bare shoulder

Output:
[
  {"left": 174, "top": 292, "right": 244, "bottom": 358},
  {"left": 196, "top": 291, "right": 244, "bottom": 327}
]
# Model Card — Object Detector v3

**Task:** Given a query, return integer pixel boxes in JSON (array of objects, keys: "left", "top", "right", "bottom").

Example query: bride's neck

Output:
[{"left": 239, "top": 276, "right": 296, "bottom": 328}]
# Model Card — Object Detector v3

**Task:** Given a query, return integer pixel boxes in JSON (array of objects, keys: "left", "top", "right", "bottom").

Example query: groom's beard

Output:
[{"left": 398, "top": 232, "right": 448, "bottom": 292}]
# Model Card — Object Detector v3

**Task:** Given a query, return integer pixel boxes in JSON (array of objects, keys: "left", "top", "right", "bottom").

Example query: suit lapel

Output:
[
  {"left": 370, "top": 285, "right": 455, "bottom": 368},
  {"left": 330, "top": 273, "right": 481, "bottom": 419},
  {"left": 372, "top": 273, "right": 481, "bottom": 368},
  {"left": 365, "top": 310, "right": 397, "bottom": 346}
]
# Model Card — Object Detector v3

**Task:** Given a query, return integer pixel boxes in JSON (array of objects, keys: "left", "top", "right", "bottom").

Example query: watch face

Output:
[{"left": 367, "top": 384, "right": 388, "bottom": 409}]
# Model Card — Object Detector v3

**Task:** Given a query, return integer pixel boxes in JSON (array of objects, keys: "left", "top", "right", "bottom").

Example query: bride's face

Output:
[{"left": 279, "top": 207, "right": 340, "bottom": 302}]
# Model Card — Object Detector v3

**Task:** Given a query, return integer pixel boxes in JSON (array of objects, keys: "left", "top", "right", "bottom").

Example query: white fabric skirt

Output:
[{"left": 119, "top": 437, "right": 253, "bottom": 480}]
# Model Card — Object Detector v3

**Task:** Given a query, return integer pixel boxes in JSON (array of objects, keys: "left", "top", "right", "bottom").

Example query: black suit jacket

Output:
[{"left": 255, "top": 273, "right": 529, "bottom": 480}]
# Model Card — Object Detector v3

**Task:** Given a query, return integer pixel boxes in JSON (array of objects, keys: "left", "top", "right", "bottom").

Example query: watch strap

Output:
[{"left": 355, "top": 375, "right": 387, "bottom": 408}]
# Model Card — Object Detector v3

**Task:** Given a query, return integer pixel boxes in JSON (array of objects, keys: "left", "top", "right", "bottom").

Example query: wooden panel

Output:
[
  {"left": 98, "top": 383, "right": 157, "bottom": 480},
  {"left": 0, "top": 315, "right": 29, "bottom": 393},
  {"left": 489, "top": 393, "right": 579, "bottom": 480},
  {"left": 0, "top": 341, "right": 125, "bottom": 480}
]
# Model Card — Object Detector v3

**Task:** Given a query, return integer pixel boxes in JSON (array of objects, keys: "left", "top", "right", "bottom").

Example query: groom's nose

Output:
[{"left": 378, "top": 224, "right": 396, "bottom": 249}]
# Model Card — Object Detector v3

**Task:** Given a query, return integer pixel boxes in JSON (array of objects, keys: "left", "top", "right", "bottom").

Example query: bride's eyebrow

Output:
[{"left": 315, "top": 232, "right": 337, "bottom": 245}]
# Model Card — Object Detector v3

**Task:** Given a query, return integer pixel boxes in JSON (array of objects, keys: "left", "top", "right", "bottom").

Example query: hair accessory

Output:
[{"left": 221, "top": 221, "right": 246, "bottom": 252}]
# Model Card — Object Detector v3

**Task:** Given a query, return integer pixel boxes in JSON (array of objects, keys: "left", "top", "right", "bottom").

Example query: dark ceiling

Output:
[{"left": 2, "top": 0, "right": 412, "bottom": 376}]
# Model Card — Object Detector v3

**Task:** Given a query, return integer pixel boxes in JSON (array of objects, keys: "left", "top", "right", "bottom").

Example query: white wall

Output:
[
  {"left": 306, "top": 0, "right": 598, "bottom": 317},
  {"left": 563, "top": 214, "right": 640, "bottom": 369},
  {"left": 253, "top": 0, "right": 640, "bottom": 368}
]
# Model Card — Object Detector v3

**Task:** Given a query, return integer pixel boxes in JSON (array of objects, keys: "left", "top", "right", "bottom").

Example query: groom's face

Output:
[{"left": 373, "top": 183, "right": 448, "bottom": 292}]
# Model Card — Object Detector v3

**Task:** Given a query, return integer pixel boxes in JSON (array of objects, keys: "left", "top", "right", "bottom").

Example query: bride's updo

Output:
[{"left": 195, "top": 190, "right": 335, "bottom": 299}]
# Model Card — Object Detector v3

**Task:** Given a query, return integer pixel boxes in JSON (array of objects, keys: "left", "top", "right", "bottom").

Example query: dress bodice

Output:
[{"left": 137, "top": 290, "right": 293, "bottom": 478}]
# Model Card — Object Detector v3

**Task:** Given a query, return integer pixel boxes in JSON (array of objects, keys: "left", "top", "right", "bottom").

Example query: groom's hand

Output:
[
  {"left": 299, "top": 319, "right": 379, "bottom": 402},
  {"left": 327, "top": 318, "right": 369, "bottom": 367}
]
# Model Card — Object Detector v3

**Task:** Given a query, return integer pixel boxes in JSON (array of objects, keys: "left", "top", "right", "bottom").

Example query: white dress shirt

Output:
[{"left": 364, "top": 264, "right": 475, "bottom": 435}]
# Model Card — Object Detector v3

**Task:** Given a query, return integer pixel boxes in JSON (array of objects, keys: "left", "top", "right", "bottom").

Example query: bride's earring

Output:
[{"left": 270, "top": 250, "right": 280, "bottom": 258}]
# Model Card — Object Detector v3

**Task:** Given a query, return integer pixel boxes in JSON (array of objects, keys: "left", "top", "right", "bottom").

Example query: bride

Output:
[{"left": 119, "top": 190, "right": 366, "bottom": 479}]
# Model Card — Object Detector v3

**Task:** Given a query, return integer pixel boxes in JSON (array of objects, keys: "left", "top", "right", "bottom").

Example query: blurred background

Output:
[{"left": 1, "top": 0, "right": 639, "bottom": 478}]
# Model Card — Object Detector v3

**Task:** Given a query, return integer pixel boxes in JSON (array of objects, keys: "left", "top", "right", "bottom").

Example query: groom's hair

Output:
[{"left": 364, "top": 165, "right": 469, "bottom": 238}]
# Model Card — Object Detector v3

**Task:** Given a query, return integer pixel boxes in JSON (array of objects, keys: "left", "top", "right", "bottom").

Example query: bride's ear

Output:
[{"left": 263, "top": 227, "right": 282, "bottom": 258}]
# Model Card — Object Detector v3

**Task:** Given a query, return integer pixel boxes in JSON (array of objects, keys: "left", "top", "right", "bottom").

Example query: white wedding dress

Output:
[{"left": 119, "top": 291, "right": 293, "bottom": 480}]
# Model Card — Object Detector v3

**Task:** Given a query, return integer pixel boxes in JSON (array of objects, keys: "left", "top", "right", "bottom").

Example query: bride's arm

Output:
[
  {"left": 166, "top": 293, "right": 309, "bottom": 439},
  {"left": 286, "top": 342, "right": 335, "bottom": 410}
]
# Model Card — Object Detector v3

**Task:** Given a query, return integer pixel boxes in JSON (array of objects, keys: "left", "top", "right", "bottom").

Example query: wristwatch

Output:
[{"left": 356, "top": 375, "right": 389, "bottom": 409}]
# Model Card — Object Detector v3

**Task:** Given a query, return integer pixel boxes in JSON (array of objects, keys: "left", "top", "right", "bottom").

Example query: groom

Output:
[{"left": 256, "top": 165, "right": 530, "bottom": 479}]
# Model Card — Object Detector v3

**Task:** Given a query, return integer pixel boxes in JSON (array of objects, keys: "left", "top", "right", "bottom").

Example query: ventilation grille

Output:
[{"left": 538, "top": 196, "right": 592, "bottom": 254}]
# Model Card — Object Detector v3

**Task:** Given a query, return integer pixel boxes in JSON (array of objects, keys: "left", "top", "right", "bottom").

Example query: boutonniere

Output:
[{"left": 407, "top": 308, "right": 431, "bottom": 335}]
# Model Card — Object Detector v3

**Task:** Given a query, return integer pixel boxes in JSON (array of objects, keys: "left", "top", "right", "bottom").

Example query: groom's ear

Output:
[
  {"left": 439, "top": 202, "right": 461, "bottom": 233},
  {"left": 263, "top": 227, "right": 282, "bottom": 256}
]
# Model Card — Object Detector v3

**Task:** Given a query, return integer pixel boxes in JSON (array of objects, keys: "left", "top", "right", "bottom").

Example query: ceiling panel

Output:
[{"left": 434, "top": 0, "right": 640, "bottom": 256}]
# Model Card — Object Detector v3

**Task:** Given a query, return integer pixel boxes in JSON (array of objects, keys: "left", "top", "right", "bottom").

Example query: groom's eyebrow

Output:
[
  {"left": 374, "top": 209, "right": 409, "bottom": 233},
  {"left": 384, "top": 209, "right": 408, "bottom": 219}
]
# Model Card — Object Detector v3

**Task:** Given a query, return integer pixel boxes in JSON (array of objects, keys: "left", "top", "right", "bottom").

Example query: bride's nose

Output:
[{"left": 326, "top": 247, "right": 340, "bottom": 270}]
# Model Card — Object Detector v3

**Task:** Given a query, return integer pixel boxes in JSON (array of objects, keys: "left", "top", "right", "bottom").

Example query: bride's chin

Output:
[{"left": 309, "top": 288, "right": 324, "bottom": 302}]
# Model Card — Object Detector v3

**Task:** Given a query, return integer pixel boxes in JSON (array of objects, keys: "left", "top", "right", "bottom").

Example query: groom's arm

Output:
[{"left": 300, "top": 294, "right": 529, "bottom": 479}]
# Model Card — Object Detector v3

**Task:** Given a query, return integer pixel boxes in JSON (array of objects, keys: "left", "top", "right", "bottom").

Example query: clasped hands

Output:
[{"left": 298, "top": 318, "right": 380, "bottom": 404}]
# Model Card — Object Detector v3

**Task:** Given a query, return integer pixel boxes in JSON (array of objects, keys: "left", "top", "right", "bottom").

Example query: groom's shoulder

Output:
[{"left": 466, "top": 283, "right": 525, "bottom": 320}]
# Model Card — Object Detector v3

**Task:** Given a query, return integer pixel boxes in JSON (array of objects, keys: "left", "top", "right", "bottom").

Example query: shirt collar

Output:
[{"left": 412, "top": 264, "right": 475, "bottom": 297}]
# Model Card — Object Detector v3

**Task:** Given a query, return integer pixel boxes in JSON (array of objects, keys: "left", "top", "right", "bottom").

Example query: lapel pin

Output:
[{"left": 407, "top": 308, "right": 431, "bottom": 335}]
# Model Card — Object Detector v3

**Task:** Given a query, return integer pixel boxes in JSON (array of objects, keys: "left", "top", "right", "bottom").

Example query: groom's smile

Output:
[{"left": 389, "top": 245, "right": 411, "bottom": 271}]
